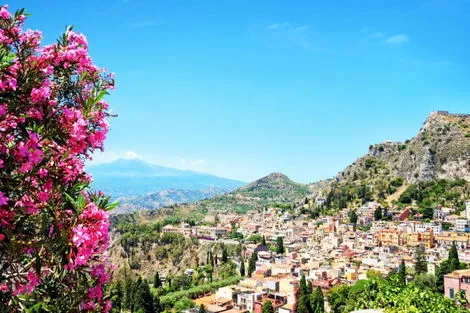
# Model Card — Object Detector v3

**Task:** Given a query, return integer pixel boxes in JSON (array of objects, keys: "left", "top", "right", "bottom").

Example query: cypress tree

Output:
[
  {"left": 134, "top": 279, "right": 154, "bottom": 313},
  {"left": 449, "top": 241, "right": 460, "bottom": 272},
  {"left": 122, "top": 276, "right": 134, "bottom": 310},
  {"left": 398, "top": 259, "right": 406, "bottom": 285},
  {"left": 261, "top": 235, "right": 266, "bottom": 246},
  {"left": 153, "top": 272, "right": 162, "bottom": 288},
  {"left": 414, "top": 245, "right": 427, "bottom": 275},
  {"left": 311, "top": 286, "right": 324, "bottom": 313},
  {"left": 276, "top": 237, "right": 285, "bottom": 255},
  {"left": 222, "top": 245, "right": 228, "bottom": 263},
  {"left": 297, "top": 275, "right": 311, "bottom": 313},
  {"left": 240, "top": 259, "right": 246, "bottom": 277},
  {"left": 248, "top": 253, "right": 258, "bottom": 277}
]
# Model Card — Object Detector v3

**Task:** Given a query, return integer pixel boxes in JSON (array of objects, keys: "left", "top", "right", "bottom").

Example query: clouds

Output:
[
  {"left": 385, "top": 34, "right": 409, "bottom": 45},
  {"left": 361, "top": 27, "right": 410, "bottom": 45},
  {"left": 263, "top": 21, "right": 334, "bottom": 54},
  {"left": 124, "top": 151, "right": 139, "bottom": 159},
  {"left": 265, "top": 22, "right": 309, "bottom": 32}
]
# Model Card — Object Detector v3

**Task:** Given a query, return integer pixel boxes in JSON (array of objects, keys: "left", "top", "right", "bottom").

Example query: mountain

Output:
[
  {"left": 155, "top": 172, "right": 315, "bottom": 219},
  {"left": 112, "top": 187, "right": 229, "bottom": 214},
  {"left": 87, "top": 158, "right": 245, "bottom": 198},
  {"left": 326, "top": 111, "right": 470, "bottom": 208}
]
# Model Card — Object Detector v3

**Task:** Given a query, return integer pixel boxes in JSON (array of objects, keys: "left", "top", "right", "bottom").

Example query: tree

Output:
[
  {"left": 262, "top": 300, "right": 274, "bottom": 313},
  {"left": 199, "top": 304, "right": 206, "bottom": 313},
  {"left": 261, "top": 235, "right": 267, "bottom": 246},
  {"left": 374, "top": 206, "right": 383, "bottom": 221},
  {"left": 350, "top": 210, "right": 358, "bottom": 225},
  {"left": 398, "top": 259, "right": 407, "bottom": 286},
  {"left": 154, "top": 272, "right": 162, "bottom": 288},
  {"left": 297, "top": 274, "right": 311, "bottom": 313},
  {"left": 221, "top": 245, "right": 228, "bottom": 263},
  {"left": 248, "top": 253, "right": 258, "bottom": 277},
  {"left": 276, "top": 237, "right": 285, "bottom": 255},
  {"left": 134, "top": 279, "right": 155, "bottom": 313},
  {"left": 449, "top": 242, "right": 460, "bottom": 272},
  {"left": 0, "top": 6, "right": 116, "bottom": 311},
  {"left": 311, "top": 287, "right": 324, "bottom": 313},
  {"left": 414, "top": 245, "right": 428, "bottom": 275},
  {"left": 240, "top": 259, "right": 246, "bottom": 277}
]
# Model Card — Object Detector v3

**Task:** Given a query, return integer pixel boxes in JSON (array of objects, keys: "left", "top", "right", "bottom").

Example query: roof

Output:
[{"left": 444, "top": 269, "right": 470, "bottom": 279}]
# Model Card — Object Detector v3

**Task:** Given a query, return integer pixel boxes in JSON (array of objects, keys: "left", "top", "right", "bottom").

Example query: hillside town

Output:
[{"left": 158, "top": 200, "right": 470, "bottom": 313}]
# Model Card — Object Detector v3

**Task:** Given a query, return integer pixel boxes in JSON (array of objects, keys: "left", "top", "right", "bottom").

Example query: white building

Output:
[{"left": 415, "top": 222, "right": 442, "bottom": 235}]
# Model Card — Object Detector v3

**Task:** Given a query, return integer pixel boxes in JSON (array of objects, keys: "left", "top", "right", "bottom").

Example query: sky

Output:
[{"left": 11, "top": 0, "right": 470, "bottom": 183}]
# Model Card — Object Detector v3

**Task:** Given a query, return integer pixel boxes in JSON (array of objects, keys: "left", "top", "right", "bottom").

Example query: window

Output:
[
  {"left": 450, "top": 288, "right": 455, "bottom": 299},
  {"left": 464, "top": 277, "right": 470, "bottom": 284}
]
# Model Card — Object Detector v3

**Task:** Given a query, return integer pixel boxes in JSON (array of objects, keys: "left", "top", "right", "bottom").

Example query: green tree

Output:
[
  {"left": 414, "top": 245, "right": 428, "bottom": 275},
  {"left": 311, "top": 287, "right": 324, "bottom": 313},
  {"left": 262, "top": 300, "right": 274, "bottom": 313},
  {"left": 261, "top": 235, "right": 267, "bottom": 246},
  {"left": 398, "top": 259, "right": 406, "bottom": 286},
  {"left": 199, "top": 304, "right": 206, "bottom": 313},
  {"left": 297, "top": 275, "right": 311, "bottom": 313},
  {"left": 350, "top": 210, "right": 358, "bottom": 225},
  {"left": 153, "top": 295, "right": 162, "bottom": 313},
  {"left": 154, "top": 272, "right": 162, "bottom": 288},
  {"left": 110, "top": 281, "right": 123, "bottom": 313},
  {"left": 276, "top": 237, "right": 285, "bottom": 255},
  {"left": 374, "top": 206, "right": 383, "bottom": 221},
  {"left": 134, "top": 279, "right": 154, "bottom": 313},
  {"left": 240, "top": 259, "right": 246, "bottom": 277},
  {"left": 248, "top": 253, "right": 258, "bottom": 277},
  {"left": 222, "top": 245, "right": 228, "bottom": 263},
  {"left": 449, "top": 242, "right": 460, "bottom": 272}
]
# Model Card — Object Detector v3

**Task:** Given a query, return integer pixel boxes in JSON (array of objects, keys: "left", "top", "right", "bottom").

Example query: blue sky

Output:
[{"left": 12, "top": 0, "right": 470, "bottom": 183}]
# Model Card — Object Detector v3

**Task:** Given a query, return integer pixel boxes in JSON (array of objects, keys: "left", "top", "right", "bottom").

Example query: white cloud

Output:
[
  {"left": 385, "top": 34, "right": 409, "bottom": 45},
  {"left": 124, "top": 151, "right": 139, "bottom": 159},
  {"left": 372, "top": 32, "right": 385, "bottom": 38},
  {"left": 192, "top": 159, "right": 205, "bottom": 165},
  {"left": 265, "top": 22, "right": 308, "bottom": 32}
]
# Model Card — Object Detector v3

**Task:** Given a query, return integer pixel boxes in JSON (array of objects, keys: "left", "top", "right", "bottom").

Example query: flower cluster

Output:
[{"left": 0, "top": 5, "right": 114, "bottom": 312}]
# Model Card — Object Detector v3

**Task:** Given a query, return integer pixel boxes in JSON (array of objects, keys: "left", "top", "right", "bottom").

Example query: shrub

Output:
[{"left": 0, "top": 6, "right": 114, "bottom": 311}]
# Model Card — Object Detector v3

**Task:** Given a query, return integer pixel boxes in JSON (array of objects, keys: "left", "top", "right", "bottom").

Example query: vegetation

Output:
[
  {"left": 328, "top": 274, "right": 467, "bottom": 313},
  {"left": 398, "top": 179, "right": 469, "bottom": 215},
  {"left": 0, "top": 6, "right": 115, "bottom": 311}
]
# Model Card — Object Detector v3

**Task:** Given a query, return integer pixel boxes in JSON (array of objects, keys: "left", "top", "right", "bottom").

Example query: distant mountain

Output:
[
  {"left": 112, "top": 187, "right": 229, "bottom": 214},
  {"left": 326, "top": 111, "right": 470, "bottom": 208},
  {"left": 87, "top": 158, "right": 245, "bottom": 198},
  {"left": 156, "top": 172, "right": 315, "bottom": 218}
]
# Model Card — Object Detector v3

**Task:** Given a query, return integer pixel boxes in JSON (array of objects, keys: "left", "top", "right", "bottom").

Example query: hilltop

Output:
[
  {"left": 154, "top": 172, "right": 314, "bottom": 219},
  {"left": 327, "top": 111, "right": 470, "bottom": 208}
]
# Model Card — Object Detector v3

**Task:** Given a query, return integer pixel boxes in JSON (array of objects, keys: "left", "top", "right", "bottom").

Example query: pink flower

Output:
[
  {"left": 0, "top": 192, "right": 8, "bottom": 205},
  {"left": 0, "top": 6, "right": 10, "bottom": 19},
  {"left": 30, "top": 85, "right": 51, "bottom": 104},
  {"left": 0, "top": 233, "right": 5, "bottom": 241}
]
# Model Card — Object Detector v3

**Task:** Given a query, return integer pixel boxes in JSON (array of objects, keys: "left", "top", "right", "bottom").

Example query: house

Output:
[
  {"left": 377, "top": 229, "right": 403, "bottom": 247},
  {"left": 444, "top": 269, "right": 470, "bottom": 302}
]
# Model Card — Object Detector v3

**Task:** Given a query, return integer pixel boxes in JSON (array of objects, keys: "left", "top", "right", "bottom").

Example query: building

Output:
[
  {"left": 444, "top": 269, "right": 470, "bottom": 302},
  {"left": 415, "top": 222, "right": 442, "bottom": 235},
  {"left": 455, "top": 219, "right": 469, "bottom": 233},
  {"left": 406, "top": 231, "right": 434, "bottom": 248},
  {"left": 377, "top": 229, "right": 403, "bottom": 247}
]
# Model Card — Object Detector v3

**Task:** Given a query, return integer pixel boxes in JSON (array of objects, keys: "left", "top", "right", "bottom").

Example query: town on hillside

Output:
[{"left": 141, "top": 199, "right": 470, "bottom": 313}]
